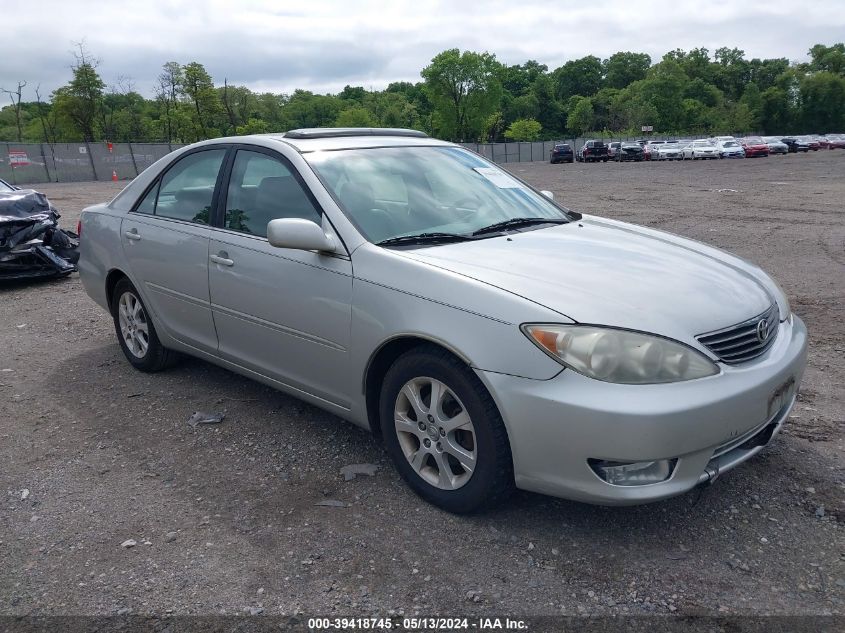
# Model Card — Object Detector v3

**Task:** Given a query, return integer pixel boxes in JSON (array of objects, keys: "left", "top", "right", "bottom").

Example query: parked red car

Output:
[
  {"left": 740, "top": 137, "right": 770, "bottom": 157},
  {"left": 823, "top": 134, "right": 845, "bottom": 149}
]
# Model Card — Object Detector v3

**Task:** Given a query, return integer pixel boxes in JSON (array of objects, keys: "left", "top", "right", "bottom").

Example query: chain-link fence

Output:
[
  {"left": 0, "top": 142, "right": 184, "bottom": 186},
  {"left": 2, "top": 134, "right": 737, "bottom": 186}
]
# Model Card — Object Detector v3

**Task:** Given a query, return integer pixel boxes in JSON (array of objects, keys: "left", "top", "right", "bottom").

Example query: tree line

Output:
[{"left": 1, "top": 42, "right": 843, "bottom": 144}]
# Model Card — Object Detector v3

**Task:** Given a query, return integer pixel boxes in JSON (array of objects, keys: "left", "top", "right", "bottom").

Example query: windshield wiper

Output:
[
  {"left": 471, "top": 217, "right": 569, "bottom": 236},
  {"left": 376, "top": 232, "right": 473, "bottom": 247}
]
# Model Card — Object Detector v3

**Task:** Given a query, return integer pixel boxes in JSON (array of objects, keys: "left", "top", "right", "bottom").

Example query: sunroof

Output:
[{"left": 283, "top": 128, "right": 429, "bottom": 139}]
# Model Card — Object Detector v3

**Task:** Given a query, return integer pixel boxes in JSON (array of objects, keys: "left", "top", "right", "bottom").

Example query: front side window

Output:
[
  {"left": 224, "top": 150, "right": 321, "bottom": 237},
  {"left": 155, "top": 149, "right": 226, "bottom": 224},
  {"left": 306, "top": 146, "right": 569, "bottom": 244}
]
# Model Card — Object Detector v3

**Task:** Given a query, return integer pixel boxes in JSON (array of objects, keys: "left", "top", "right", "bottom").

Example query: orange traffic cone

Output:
[{"left": 111, "top": 170, "right": 118, "bottom": 182}]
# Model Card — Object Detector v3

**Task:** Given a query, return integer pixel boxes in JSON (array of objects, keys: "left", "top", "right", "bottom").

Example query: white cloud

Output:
[{"left": 3, "top": 0, "right": 843, "bottom": 99}]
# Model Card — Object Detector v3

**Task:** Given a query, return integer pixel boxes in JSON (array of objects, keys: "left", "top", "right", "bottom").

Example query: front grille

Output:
[{"left": 696, "top": 304, "right": 779, "bottom": 364}]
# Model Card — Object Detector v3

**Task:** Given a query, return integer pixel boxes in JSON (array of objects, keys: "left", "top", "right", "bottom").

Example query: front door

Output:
[{"left": 208, "top": 148, "right": 353, "bottom": 407}]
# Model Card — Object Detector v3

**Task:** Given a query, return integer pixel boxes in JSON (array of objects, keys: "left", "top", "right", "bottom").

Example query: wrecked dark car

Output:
[{"left": 0, "top": 179, "right": 79, "bottom": 281}]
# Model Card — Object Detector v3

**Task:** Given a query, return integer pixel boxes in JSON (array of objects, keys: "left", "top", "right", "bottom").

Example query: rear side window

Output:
[{"left": 152, "top": 149, "right": 226, "bottom": 224}]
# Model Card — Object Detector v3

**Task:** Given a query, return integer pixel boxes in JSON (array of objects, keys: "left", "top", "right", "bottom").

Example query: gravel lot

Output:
[{"left": 1, "top": 152, "right": 843, "bottom": 618}]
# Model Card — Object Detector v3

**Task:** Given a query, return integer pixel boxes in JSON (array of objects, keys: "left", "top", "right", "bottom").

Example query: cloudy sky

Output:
[{"left": 3, "top": 0, "right": 844, "bottom": 100}]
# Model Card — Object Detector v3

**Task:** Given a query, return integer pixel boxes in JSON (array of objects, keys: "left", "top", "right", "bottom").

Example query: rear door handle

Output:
[
  {"left": 124, "top": 229, "right": 141, "bottom": 241},
  {"left": 210, "top": 253, "right": 234, "bottom": 267}
]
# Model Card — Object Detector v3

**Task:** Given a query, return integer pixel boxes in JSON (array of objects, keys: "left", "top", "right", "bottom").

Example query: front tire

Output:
[
  {"left": 111, "top": 278, "right": 178, "bottom": 372},
  {"left": 379, "top": 346, "right": 514, "bottom": 513}
]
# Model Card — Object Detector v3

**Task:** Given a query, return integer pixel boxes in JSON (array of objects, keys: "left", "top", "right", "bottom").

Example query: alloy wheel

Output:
[
  {"left": 394, "top": 377, "right": 477, "bottom": 490},
  {"left": 117, "top": 291, "right": 150, "bottom": 358}
]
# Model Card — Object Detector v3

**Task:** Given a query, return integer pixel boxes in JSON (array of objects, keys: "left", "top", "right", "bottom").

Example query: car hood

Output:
[{"left": 398, "top": 217, "right": 774, "bottom": 342}]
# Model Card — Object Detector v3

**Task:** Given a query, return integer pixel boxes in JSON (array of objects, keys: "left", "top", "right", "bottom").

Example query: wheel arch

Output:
[
  {"left": 363, "top": 334, "right": 474, "bottom": 438},
  {"left": 105, "top": 268, "right": 130, "bottom": 312}
]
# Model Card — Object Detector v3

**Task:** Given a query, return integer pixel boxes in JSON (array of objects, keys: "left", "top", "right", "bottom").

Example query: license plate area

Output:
[{"left": 768, "top": 377, "right": 795, "bottom": 420}]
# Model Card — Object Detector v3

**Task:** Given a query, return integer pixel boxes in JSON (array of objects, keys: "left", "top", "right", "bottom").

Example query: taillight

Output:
[{"left": 76, "top": 220, "right": 82, "bottom": 237}]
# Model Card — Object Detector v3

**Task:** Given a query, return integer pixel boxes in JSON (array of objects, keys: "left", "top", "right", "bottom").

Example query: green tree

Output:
[
  {"left": 421, "top": 48, "right": 503, "bottom": 141},
  {"left": 504, "top": 118, "right": 541, "bottom": 141},
  {"left": 236, "top": 117, "right": 269, "bottom": 135},
  {"left": 284, "top": 90, "right": 344, "bottom": 129},
  {"left": 553, "top": 56, "right": 603, "bottom": 101},
  {"left": 760, "top": 87, "right": 793, "bottom": 133},
  {"left": 502, "top": 93, "right": 539, "bottom": 124},
  {"left": 609, "top": 86, "right": 659, "bottom": 133},
  {"left": 181, "top": 62, "right": 222, "bottom": 140},
  {"left": 51, "top": 43, "right": 105, "bottom": 141},
  {"left": 566, "top": 97, "right": 594, "bottom": 136},
  {"left": 603, "top": 52, "right": 651, "bottom": 89},
  {"left": 800, "top": 71, "right": 845, "bottom": 132},
  {"left": 155, "top": 62, "right": 184, "bottom": 142},
  {"left": 713, "top": 47, "right": 750, "bottom": 101},
  {"left": 501, "top": 60, "right": 548, "bottom": 96},
  {"left": 590, "top": 87, "right": 619, "bottom": 131},
  {"left": 481, "top": 111, "right": 504, "bottom": 141},
  {"left": 808, "top": 43, "right": 845, "bottom": 75},
  {"left": 739, "top": 83, "right": 763, "bottom": 131},
  {"left": 335, "top": 106, "right": 378, "bottom": 127}
]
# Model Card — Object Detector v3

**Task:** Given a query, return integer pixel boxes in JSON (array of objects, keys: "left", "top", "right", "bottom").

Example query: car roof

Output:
[{"left": 257, "top": 128, "right": 454, "bottom": 152}]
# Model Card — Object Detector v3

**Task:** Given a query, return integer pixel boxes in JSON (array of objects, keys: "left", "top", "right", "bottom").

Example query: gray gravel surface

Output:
[{"left": 1, "top": 152, "right": 842, "bottom": 617}]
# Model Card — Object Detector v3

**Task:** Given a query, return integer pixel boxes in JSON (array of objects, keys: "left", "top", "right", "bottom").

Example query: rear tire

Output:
[
  {"left": 111, "top": 278, "right": 178, "bottom": 372},
  {"left": 379, "top": 346, "right": 514, "bottom": 513}
]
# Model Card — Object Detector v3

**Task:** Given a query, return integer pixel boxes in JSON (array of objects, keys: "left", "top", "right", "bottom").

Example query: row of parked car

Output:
[{"left": 549, "top": 133, "right": 845, "bottom": 163}]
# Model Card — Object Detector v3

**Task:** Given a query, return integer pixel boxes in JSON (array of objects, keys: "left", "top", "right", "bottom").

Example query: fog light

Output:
[{"left": 589, "top": 458, "right": 676, "bottom": 486}]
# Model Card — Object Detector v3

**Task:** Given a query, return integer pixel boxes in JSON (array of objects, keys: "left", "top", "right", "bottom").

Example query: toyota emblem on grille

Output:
[{"left": 756, "top": 319, "right": 769, "bottom": 343}]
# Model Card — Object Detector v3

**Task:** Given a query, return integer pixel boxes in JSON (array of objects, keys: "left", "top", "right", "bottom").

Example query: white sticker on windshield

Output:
[{"left": 473, "top": 167, "right": 524, "bottom": 189}]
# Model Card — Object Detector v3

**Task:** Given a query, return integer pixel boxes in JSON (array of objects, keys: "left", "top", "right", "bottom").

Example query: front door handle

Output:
[
  {"left": 210, "top": 253, "right": 234, "bottom": 267},
  {"left": 124, "top": 229, "right": 141, "bottom": 241}
]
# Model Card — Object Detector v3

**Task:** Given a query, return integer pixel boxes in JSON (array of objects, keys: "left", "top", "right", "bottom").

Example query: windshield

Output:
[
  {"left": 305, "top": 146, "right": 570, "bottom": 244},
  {"left": 661, "top": 143, "right": 681, "bottom": 149},
  {"left": 722, "top": 141, "right": 739, "bottom": 147},
  {"left": 0, "top": 180, "right": 14, "bottom": 192}
]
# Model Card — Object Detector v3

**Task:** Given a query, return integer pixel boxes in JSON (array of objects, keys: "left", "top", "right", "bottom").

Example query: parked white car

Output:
[
  {"left": 716, "top": 140, "right": 746, "bottom": 159},
  {"left": 654, "top": 142, "right": 684, "bottom": 161},
  {"left": 683, "top": 140, "right": 720, "bottom": 160}
]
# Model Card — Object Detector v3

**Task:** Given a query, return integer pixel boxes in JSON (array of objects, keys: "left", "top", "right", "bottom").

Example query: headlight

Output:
[{"left": 522, "top": 324, "right": 719, "bottom": 384}]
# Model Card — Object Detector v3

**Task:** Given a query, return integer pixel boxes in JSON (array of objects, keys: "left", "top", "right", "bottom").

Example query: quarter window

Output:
[
  {"left": 224, "top": 150, "right": 321, "bottom": 237},
  {"left": 154, "top": 149, "right": 226, "bottom": 224},
  {"left": 134, "top": 182, "right": 158, "bottom": 214}
]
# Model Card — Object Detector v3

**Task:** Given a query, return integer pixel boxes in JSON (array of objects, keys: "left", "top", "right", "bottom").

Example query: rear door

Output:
[
  {"left": 207, "top": 146, "right": 354, "bottom": 407},
  {"left": 121, "top": 147, "right": 228, "bottom": 353}
]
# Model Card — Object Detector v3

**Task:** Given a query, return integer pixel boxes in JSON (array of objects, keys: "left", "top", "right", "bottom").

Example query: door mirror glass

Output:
[{"left": 267, "top": 218, "right": 336, "bottom": 253}]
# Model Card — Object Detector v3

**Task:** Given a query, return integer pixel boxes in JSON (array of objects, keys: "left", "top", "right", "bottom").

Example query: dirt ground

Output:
[{"left": 1, "top": 151, "right": 843, "bottom": 619}]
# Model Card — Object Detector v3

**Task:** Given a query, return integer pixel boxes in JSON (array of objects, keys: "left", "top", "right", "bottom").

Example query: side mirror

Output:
[
  {"left": 541, "top": 190, "right": 554, "bottom": 200},
  {"left": 267, "top": 218, "right": 337, "bottom": 253}
]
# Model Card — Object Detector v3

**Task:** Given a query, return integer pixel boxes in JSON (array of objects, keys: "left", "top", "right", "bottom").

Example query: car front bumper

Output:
[{"left": 478, "top": 315, "right": 808, "bottom": 505}]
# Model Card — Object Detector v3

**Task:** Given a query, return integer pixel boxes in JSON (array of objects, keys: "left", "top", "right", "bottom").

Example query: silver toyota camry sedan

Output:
[{"left": 78, "top": 128, "right": 808, "bottom": 513}]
